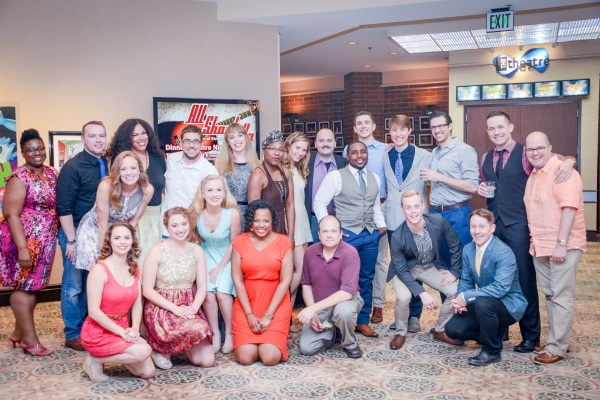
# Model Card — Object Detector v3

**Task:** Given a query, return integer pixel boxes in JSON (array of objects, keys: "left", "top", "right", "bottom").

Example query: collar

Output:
[
  {"left": 347, "top": 164, "right": 366, "bottom": 176},
  {"left": 494, "top": 139, "right": 516, "bottom": 154},
  {"left": 175, "top": 152, "right": 206, "bottom": 169},
  {"left": 436, "top": 136, "right": 460, "bottom": 154},
  {"left": 82, "top": 149, "right": 104, "bottom": 165},
  {"left": 316, "top": 242, "right": 343, "bottom": 260},
  {"left": 407, "top": 219, "right": 426, "bottom": 236},
  {"left": 315, "top": 153, "right": 336, "bottom": 167},
  {"left": 476, "top": 235, "right": 494, "bottom": 255},
  {"left": 535, "top": 155, "right": 559, "bottom": 175},
  {"left": 366, "top": 139, "right": 386, "bottom": 149}
]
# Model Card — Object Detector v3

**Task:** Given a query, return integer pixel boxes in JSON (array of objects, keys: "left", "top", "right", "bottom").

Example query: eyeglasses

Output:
[
  {"left": 266, "top": 147, "right": 284, "bottom": 153},
  {"left": 23, "top": 146, "right": 46, "bottom": 153},
  {"left": 525, "top": 146, "right": 548, "bottom": 154},
  {"left": 183, "top": 139, "right": 201, "bottom": 146},
  {"left": 430, "top": 124, "right": 449, "bottom": 131}
]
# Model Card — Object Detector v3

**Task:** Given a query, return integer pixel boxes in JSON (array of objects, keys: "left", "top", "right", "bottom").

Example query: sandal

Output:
[
  {"left": 151, "top": 351, "right": 172, "bottom": 370},
  {"left": 21, "top": 342, "right": 51, "bottom": 356},
  {"left": 82, "top": 356, "right": 109, "bottom": 382}
]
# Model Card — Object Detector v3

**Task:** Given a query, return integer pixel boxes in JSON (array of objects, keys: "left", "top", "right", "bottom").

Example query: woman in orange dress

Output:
[{"left": 231, "top": 200, "right": 293, "bottom": 366}]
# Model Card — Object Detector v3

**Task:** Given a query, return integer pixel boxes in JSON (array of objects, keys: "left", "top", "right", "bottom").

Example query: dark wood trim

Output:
[
  {"left": 586, "top": 230, "right": 598, "bottom": 242},
  {"left": 0, "top": 285, "right": 61, "bottom": 307}
]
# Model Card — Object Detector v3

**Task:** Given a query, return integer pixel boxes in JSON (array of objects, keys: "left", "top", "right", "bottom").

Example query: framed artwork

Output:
[
  {"left": 419, "top": 116, "right": 430, "bottom": 131},
  {"left": 332, "top": 120, "right": 343, "bottom": 134},
  {"left": 319, "top": 121, "right": 330, "bottom": 130},
  {"left": 282, "top": 123, "right": 292, "bottom": 134},
  {"left": 385, "top": 133, "right": 393, "bottom": 144},
  {"left": 335, "top": 136, "right": 344, "bottom": 148},
  {"left": 384, "top": 118, "right": 391, "bottom": 131},
  {"left": 305, "top": 122, "right": 317, "bottom": 134},
  {"left": 409, "top": 117, "right": 415, "bottom": 131},
  {"left": 307, "top": 135, "right": 316, "bottom": 148},
  {"left": 0, "top": 105, "right": 18, "bottom": 208},
  {"left": 48, "top": 131, "right": 84, "bottom": 172},
  {"left": 294, "top": 122, "right": 305, "bottom": 133},
  {"left": 408, "top": 134, "right": 415, "bottom": 144},
  {"left": 418, "top": 133, "right": 433, "bottom": 147},
  {"left": 153, "top": 97, "right": 260, "bottom": 160}
]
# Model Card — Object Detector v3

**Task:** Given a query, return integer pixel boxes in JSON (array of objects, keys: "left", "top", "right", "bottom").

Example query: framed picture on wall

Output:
[
  {"left": 307, "top": 135, "right": 316, "bottom": 148},
  {"left": 385, "top": 133, "right": 393, "bottom": 144},
  {"left": 418, "top": 133, "right": 433, "bottom": 147},
  {"left": 306, "top": 122, "right": 317, "bottom": 134},
  {"left": 332, "top": 120, "right": 343, "bottom": 134},
  {"left": 385, "top": 118, "right": 391, "bottom": 131},
  {"left": 294, "top": 122, "right": 305, "bottom": 133},
  {"left": 282, "top": 123, "right": 292, "bottom": 134},
  {"left": 319, "top": 121, "right": 330, "bottom": 130},
  {"left": 0, "top": 105, "right": 18, "bottom": 208},
  {"left": 49, "top": 131, "right": 84, "bottom": 172},
  {"left": 335, "top": 136, "right": 344, "bottom": 148},
  {"left": 153, "top": 97, "right": 260, "bottom": 160},
  {"left": 419, "top": 116, "right": 430, "bottom": 131},
  {"left": 408, "top": 134, "right": 415, "bottom": 144},
  {"left": 409, "top": 117, "right": 415, "bottom": 131}
]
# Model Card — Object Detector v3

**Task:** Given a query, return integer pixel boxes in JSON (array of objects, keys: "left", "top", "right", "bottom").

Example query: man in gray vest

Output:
[{"left": 314, "top": 141, "right": 387, "bottom": 338}]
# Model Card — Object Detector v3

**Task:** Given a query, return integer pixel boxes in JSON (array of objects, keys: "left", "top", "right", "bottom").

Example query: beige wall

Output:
[
  {"left": 0, "top": 0, "right": 281, "bottom": 285},
  {"left": 448, "top": 46, "right": 600, "bottom": 230}
]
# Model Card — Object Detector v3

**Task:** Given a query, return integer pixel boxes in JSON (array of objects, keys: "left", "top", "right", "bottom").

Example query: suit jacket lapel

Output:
[
  {"left": 478, "top": 237, "right": 497, "bottom": 286},
  {"left": 424, "top": 215, "right": 440, "bottom": 255},
  {"left": 403, "top": 223, "right": 419, "bottom": 259}
]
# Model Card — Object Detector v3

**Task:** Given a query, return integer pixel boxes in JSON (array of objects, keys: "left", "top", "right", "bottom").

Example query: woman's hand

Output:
[
  {"left": 122, "top": 327, "right": 140, "bottom": 343},
  {"left": 17, "top": 247, "right": 32, "bottom": 268},
  {"left": 247, "top": 313, "right": 262, "bottom": 334},
  {"left": 209, "top": 266, "right": 223, "bottom": 284},
  {"left": 257, "top": 316, "right": 271, "bottom": 333},
  {"left": 172, "top": 305, "right": 197, "bottom": 319}
]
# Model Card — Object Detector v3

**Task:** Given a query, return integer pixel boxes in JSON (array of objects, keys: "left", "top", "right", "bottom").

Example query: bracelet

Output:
[
  {"left": 246, "top": 311, "right": 253, "bottom": 316},
  {"left": 263, "top": 311, "right": 274, "bottom": 320}
]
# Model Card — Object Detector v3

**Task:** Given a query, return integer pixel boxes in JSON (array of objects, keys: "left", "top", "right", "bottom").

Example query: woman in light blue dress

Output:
[{"left": 189, "top": 175, "right": 241, "bottom": 354}]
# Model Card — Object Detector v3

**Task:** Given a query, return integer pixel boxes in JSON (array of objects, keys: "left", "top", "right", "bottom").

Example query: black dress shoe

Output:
[
  {"left": 513, "top": 340, "right": 540, "bottom": 353},
  {"left": 344, "top": 344, "right": 363, "bottom": 358},
  {"left": 468, "top": 351, "right": 501, "bottom": 366}
]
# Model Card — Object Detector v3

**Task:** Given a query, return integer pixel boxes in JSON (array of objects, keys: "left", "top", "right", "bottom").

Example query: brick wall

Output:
[{"left": 281, "top": 72, "right": 449, "bottom": 145}]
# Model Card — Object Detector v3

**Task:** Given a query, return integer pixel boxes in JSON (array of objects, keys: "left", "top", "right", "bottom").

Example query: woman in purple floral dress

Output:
[{"left": 0, "top": 130, "right": 58, "bottom": 356}]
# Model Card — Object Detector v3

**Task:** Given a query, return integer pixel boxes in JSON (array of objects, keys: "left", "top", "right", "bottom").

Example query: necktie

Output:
[
  {"left": 476, "top": 247, "right": 482, "bottom": 276},
  {"left": 98, "top": 158, "right": 107, "bottom": 179},
  {"left": 496, "top": 149, "right": 506, "bottom": 178},
  {"left": 358, "top": 170, "right": 367, "bottom": 195},
  {"left": 394, "top": 154, "right": 404, "bottom": 186}
]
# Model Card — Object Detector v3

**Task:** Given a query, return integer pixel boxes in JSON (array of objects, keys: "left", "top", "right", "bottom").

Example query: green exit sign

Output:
[{"left": 486, "top": 10, "right": 514, "bottom": 33}]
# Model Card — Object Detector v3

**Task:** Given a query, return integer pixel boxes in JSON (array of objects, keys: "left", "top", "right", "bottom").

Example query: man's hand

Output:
[
  {"left": 450, "top": 294, "right": 467, "bottom": 314},
  {"left": 419, "top": 292, "right": 438, "bottom": 310},
  {"left": 439, "top": 270, "right": 457, "bottom": 287},
  {"left": 476, "top": 182, "right": 490, "bottom": 198},
  {"left": 419, "top": 168, "right": 443, "bottom": 183},
  {"left": 385, "top": 142, "right": 394, "bottom": 152},
  {"left": 297, "top": 305, "right": 317, "bottom": 324},
  {"left": 65, "top": 242, "right": 76, "bottom": 262},
  {"left": 375, "top": 227, "right": 388, "bottom": 236},
  {"left": 551, "top": 243, "right": 567, "bottom": 263},
  {"left": 554, "top": 158, "right": 575, "bottom": 184},
  {"left": 309, "top": 315, "right": 323, "bottom": 332}
]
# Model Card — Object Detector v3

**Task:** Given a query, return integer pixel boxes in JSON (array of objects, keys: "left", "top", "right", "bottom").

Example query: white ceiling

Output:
[{"left": 205, "top": 0, "right": 600, "bottom": 82}]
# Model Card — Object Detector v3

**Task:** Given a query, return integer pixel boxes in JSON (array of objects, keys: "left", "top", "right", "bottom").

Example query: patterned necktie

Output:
[
  {"left": 358, "top": 170, "right": 367, "bottom": 195},
  {"left": 394, "top": 154, "right": 404, "bottom": 186},
  {"left": 476, "top": 247, "right": 482, "bottom": 276},
  {"left": 496, "top": 149, "right": 506, "bottom": 178},
  {"left": 98, "top": 158, "right": 107, "bottom": 179}
]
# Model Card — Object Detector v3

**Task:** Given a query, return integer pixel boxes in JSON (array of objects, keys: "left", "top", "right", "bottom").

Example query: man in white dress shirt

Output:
[
  {"left": 161, "top": 125, "right": 218, "bottom": 236},
  {"left": 314, "top": 141, "right": 387, "bottom": 338}
]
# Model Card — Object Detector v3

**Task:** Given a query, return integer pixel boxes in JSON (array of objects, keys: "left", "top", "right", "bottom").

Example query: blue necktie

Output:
[
  {"left": 394, "top": 154, "right": 404, "bottom": 186},
  {"left": 98, "top": 158, "right": 107, "bottom": 179}
]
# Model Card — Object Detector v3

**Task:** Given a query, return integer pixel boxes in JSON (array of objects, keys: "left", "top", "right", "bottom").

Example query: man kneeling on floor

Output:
[
  {"left": 445, "top": 209, "right": 527, "bottom": 366},
  {"left": 388, "top": 190, "right": 464, "bottom": 350},
  {"left": 298, "top": 215, "right": 364, "bottom": 358}
]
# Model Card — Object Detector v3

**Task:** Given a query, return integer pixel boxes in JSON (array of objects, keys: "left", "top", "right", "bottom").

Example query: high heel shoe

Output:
[
  {"left": 9, "top": 337, "right": 22, "bottom": 348},
  {"left": 82, "top": 356, "right": 109, "bottom": 382},
  {"left": 21, "top": 342, "right": 51, "bottom": 356}
]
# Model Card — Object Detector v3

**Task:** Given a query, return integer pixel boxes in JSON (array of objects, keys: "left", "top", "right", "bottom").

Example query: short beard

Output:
[{"left": 183, "top": 151, "right": 200, "bottom": 161}]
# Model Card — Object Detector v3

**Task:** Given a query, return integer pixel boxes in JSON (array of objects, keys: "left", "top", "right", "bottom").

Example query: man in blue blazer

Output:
[{"left": 446, "top": 209, "right": 527, "bottom": 366}]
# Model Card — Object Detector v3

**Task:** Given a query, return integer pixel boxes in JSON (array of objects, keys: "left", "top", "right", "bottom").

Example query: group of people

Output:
[{"left": 0, "top": 109, "right": 585, "bottom": 382}]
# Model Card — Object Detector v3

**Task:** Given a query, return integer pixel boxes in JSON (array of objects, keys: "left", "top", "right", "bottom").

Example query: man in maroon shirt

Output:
[{"left": 298, "top": 215, "right": 364, "bottom": 358}]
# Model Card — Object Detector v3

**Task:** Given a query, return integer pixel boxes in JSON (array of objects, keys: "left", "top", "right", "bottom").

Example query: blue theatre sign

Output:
[{"left": 493, "top": 48, "right": 550, "bottom": 78}]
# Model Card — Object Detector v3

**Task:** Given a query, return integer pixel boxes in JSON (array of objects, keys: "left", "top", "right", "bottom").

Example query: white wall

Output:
[{"left": 0, "top": 0, "right": 281, "bottom": 160}]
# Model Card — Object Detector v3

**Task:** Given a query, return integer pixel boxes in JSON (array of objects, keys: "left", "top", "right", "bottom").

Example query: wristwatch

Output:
[
  {"left": 67, "top": 238, "right": 76, "bottom": 245},
  {"left": 263, "top": 311, "right": 274, "bottom": 320},
  {"left": 557, "top": 239, "right": 567, "bottom": 246}
]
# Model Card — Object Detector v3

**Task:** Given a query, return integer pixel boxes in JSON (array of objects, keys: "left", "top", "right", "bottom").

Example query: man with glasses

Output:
[
  {"left": 476, "top": 111, "right": 575, "bottom": 353},
  {"left": 161, "top": 125, "right": 217, "bottom": 237},
  {"left": 524, "top": 131, "right": 585, "bottom": 364},
  {"left": 420, "top": 111, "right": 479, "bottom": 273},
  {"left": 57, "top": 121, "right": 108, "bottom": 351}
]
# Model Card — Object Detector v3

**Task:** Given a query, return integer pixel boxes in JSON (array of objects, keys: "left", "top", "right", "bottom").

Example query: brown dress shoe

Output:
[
  {"left": 344, "top": 344, "right": 363, "bottom": 358},
  {"left": 354, "top": 324, "right": 379, "bottom": 338},
  {"left": 432, "top": 331, "right": 464, "bottom": 346},
  {"left": 65, "top": 337, "right": 84, "bottom": 351},
  {"left": 533, "top": 352, "right": 564, "bottom": 364},
  {"left": 389, "top": 334, "right": 406, "bottom": 350},
  {"left": 371, "top": 307, "right": 383, "bottom": 323},
  {"left": 534, "top": 345, "right": 570, "bottom": 354}
]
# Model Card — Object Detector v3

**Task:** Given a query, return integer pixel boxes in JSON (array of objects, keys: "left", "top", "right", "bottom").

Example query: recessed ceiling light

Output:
[
  {"left": 515, "top": 23, "right": 558, "bottom": 45},
  {"left": 558, "top": 18, "right": 600, "bottom": 42},
  {"left": 389, "top": 52, "right": 399, "bottom": 55},
  {"left": 347, "top": 42, "right": 358, "bottom": 45},
  {"left": 391, "top": 34, "right": 441, "bottom": 53},
  {"left": 431, "top": 31, "right": 478, "bottom": 51},
  {"left": 364, "top": 65, "right": 372, "bottom": 68}
]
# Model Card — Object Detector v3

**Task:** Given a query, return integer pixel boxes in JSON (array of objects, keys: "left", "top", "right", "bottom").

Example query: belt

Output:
[
  {"left": 106, "top": 313, "right": 127, "bottom": 321},
  {"left": 237, "top": 201, "right": 249, "bottom": 205},
  {"left": 431, "top": 201, "right": 468, "bottom": 212}
]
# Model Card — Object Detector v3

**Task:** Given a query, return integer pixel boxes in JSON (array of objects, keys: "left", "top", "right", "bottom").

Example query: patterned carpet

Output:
[{"left": 1, "top": 243, "right": 600, "bottom": 399}]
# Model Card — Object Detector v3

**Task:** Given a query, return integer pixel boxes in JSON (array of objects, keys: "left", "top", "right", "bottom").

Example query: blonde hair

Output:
[
  {"left": 389, "top": 114, "right": 412, "bottom": 131},
  {"left": 107, "top": 151, "right": 149, "bottom": 211},
  {"left": 188, "top": 175, "right": 238, "bottom": 242},
  {"left": 215, "top": 123, "right": 259, "bottom": 176},
  {"left": 400, "top": 189, "right": 422, "bottom": 206},
  {"left": 280, "top": 131, "right": 310, "bottom": 184}
]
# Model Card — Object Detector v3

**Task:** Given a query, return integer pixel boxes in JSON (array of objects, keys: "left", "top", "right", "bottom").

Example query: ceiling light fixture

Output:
[
  {"left": 347, "top": 42, "right": 358, "bottom": 45},
  {"left": 364, "top": 65, "right": 372, "bottom": 68},
  {"left": 431, "top": 31, "right": 478, "bottom": 51},
  {"left": 557, "top": 18, "right": 600, "bottom": 42},
  {"left": 389, "top": 52, "right": 399, "bottom": 55}
]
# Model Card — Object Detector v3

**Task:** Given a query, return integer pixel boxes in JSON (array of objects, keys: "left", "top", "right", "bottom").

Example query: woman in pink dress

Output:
[{"left": 80, "top": 221, "right": 154, "bottom": 382}]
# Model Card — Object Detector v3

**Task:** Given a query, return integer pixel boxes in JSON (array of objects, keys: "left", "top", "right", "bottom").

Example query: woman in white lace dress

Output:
[{"left": 280, "top": 132, "right": 313, "bottom": 333}]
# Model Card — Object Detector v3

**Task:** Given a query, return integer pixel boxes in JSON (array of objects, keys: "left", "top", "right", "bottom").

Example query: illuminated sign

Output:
[
  {"left": 482, "top": 84, "right": 507, "bottom": 100},
  {"left": 562, "top": 79, "right": 590, "bottom": 96},
  {"left": 486, "top": 11, "right": 514, "bottom": 33},
  {"left": 493, "top": 48, "right": 550, "bottom": 78},
  {"left": 456, "top": 86, "right": 481, "bottom": 101},
  {"left": 507, "top": 83, "right": 533, "bottom": 99},
  {"left": 534, "top": 81, "right": 561, "bottom": 98}
]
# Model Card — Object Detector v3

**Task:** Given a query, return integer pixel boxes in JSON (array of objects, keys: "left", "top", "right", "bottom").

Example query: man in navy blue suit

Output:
[{"left": 445, "top": 209, "right": 527, "bottom": 366}]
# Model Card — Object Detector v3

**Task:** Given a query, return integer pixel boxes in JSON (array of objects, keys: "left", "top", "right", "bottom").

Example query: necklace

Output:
[{"left": 26, "top": 165, "right": 46, "bottom": 180}]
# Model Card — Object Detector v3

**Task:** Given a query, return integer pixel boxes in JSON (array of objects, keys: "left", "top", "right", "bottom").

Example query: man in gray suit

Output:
[{"left": 445, "top": 209, "right": 527, "bottom": 366}]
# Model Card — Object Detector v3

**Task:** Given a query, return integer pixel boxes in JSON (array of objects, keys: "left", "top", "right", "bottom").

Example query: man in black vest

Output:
[{"left": 476, "top": 111, "right": 576, "bottom": 353}]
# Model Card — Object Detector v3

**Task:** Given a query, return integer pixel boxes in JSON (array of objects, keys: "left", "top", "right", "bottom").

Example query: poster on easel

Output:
[{"left": 0, "top": 105, "right": 18, "bottom": 208}]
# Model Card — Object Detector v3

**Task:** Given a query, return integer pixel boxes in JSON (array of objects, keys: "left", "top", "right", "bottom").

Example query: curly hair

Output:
[
  {"left": 242, "top": 200, "right": 279, "bottom": 233},
  {"left": 107, "top": 151, "right": 149, "bottom": 211},
  {"left": 105, "top": 119, "right": 165, "bottom": 160},
  {"left": 280, "top": 131, "right": 310, "bottom": 184},
  {"left": 97, "top": 221, "right": 140, "bottom": 276},
  {"left": 20, "top": 129, "right": 43, "bottom": 148}
]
